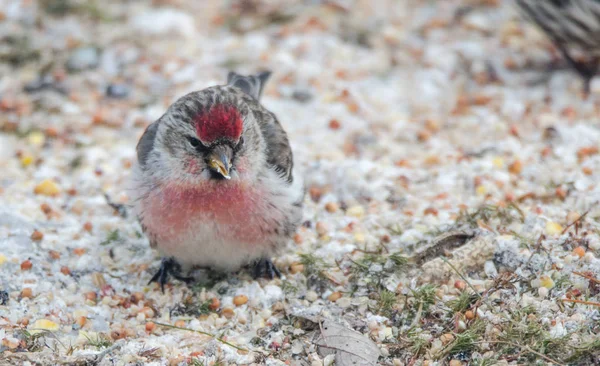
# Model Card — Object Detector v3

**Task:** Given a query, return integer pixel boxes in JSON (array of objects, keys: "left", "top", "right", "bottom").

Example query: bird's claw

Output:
[
  {"left": 149, "top": 257, "right": 193, "bottom": 292},
  {"left": 252, "top": 258, "right": 281, "bottom": 279}
]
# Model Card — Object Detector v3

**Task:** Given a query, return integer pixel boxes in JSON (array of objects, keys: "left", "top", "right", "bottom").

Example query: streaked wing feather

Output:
[
  {"left": 515, "top": 0, "right": 600, "bottom": 52},
  {"left": 136, "top": 121, "right": 159, "bottom": 169},
  {"left": 256, "top": 109, "right": 294, "bottom": 183}
]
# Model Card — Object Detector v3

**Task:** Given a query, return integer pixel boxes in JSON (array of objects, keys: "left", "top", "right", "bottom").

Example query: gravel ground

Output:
[{"left": 1, "top": 1, "right": 600, "bottom": 365}]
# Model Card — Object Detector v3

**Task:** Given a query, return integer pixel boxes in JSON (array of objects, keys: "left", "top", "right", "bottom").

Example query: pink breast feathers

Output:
[
  {"left": 142, "top": 181, "right": 279, "bottom": 247},
  {"left": 194, "top": 104, "right": 243, "bottom": 144}
]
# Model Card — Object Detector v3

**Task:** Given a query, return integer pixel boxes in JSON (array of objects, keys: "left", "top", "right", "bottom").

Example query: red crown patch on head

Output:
[{"left": 194, "top": 104, "right": 243, "bottom": 144}]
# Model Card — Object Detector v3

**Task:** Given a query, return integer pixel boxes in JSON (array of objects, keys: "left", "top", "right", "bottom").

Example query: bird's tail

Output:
[{"left": 227, "top": 71, "right": 272, "bottom": 101}]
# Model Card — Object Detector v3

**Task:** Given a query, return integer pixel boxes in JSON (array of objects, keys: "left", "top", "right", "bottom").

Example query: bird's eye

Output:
[{"left": 188, "top": 137, "right": 201, "bottom": 147}]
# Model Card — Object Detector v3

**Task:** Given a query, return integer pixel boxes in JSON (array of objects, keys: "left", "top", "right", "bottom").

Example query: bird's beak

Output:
[{"left": 207, "top": 146, "right": 231, "bottom": 180}]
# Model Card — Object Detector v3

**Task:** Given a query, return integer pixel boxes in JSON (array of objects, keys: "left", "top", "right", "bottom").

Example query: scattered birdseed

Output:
[{"left": 2, "top": 1, "right": 600, "bottom": 365}]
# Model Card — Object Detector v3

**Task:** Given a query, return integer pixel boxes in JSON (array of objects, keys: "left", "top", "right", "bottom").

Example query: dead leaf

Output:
[
  {"left": 314, "top": 320, "right": 380, "bottom": 366},
  {"left": 412, "top": 231, "right": 475, "bottom": 265}
]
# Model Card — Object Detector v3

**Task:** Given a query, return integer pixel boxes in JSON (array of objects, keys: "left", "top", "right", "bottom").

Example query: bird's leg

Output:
[
  {"left": 149, "top": 257, "right": 194, "bottom": 292},
  {"left": 555, "top": 45, "right": 598, "bottom": 96},
  {"left": 252, "top": 258, "right": 282, "bottom": 279}
]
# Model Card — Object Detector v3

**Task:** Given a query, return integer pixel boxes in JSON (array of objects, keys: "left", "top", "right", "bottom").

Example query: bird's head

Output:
[{"left": 154, "top": 86, "right": 266, "bottom": 183}]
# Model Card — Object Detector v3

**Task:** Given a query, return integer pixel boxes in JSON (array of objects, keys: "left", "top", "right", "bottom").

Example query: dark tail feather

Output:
[{"left": 227, "top": 71, "right": 272, "bottom": 100}]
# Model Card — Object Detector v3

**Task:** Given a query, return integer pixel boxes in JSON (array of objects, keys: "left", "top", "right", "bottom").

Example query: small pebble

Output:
[
  {"left": 0, "top": 291, "right": 8, "bottom": 305},
  {"left": 21, "top": 288, "right": 34, "bottom": 299},
  {"left": 27, "top": 131, "right": 45, "bottom": 147},
  {"left": 76, "top": 316, "right": 87, "bottom": 328},
  {"left": 140, "top": 307, "right": 155, "bottom": 318},
  {"left": 368, "top": 320, "right": 379, "bottom": 331},
  {"left": 508, "top": 159, "right": 522, "bottom": 174},
  {"left": 111, "top": 329, "right": 127, "bottom": 340},
  {"left": 233, "top": 294, "right": 248, "bottom": 306},
  {"left": 573, "top": 246, "right": 586, "bottom": 258},
  {"left": 221, "top": 307, "right": 235, "bottom": 319},
  {"left": 306, "top": 291, "right": 318, "bottom": 302},
  {"left": 21, "top": 260, "right": 32, "bottom": 270},
  {"left": 336, "top": 297, "right": 352, "bottom": 308},
  {"left": 131, "top": 292, "right": 144, "bottom": 303},
  {"left": 454, "top": 280, "right": 466, "bottom": 291},
  {"left": 83, "top": 222, "right": 93, "bottom": 232},
  {"left": 316, "top": 222, "right": 328, "bottom": 236},
  {"left": 291, "top": 339, "right": 304, "bottom": 354},
  {"left": 328, "top": 291, "right": 342, "bottom": 302},
  {"left": 91, "top": 272, "right": 107, "bottom": 288},
  {"left": 209, "top": 297, "right": 220, "bottom": 310},
  {"left": 30, "top": 319, "right": 59, "bottom": 332},
  {"left": 289, "top": 262, "right": 304, "bottom": 274},
  {"left": 66, "top": 47, "right": 100, "bottom": 72},
  {"left": 347, "top": 205, "right": 365, "bottom": 218},
  {"left": 106, "top": 84, "right": 130, "bottom": 99},
  {"left": 483, "top": 261, "right": 498, "bottom": 278},
  {"left": 84, "top": 292, "right": 97, "bottom": 302},
  {"left": 73, "top": 248, "right": 86, "bottom": 256},
  {"left": 292, "top": 90, "right": 312, "bottom": 102},
  {"left": 34, "top": 179, "right": 60, "bottom": 196},
  {"left": 31, "top": 230, "right": 44, "bottom": 241},
  {"left": 539, "top": 275, "right": 554, "bottom": 289},
  {"left": 325, "top": 202, "right": 338, "bottom": 213},
  {"left": 21, "top": 154, "right": 34, "bottom": 167},
  {"left": 566, "top": 211, "right": 581, "bottom": 223},
  {"left": 440, "top": 333, "right": 454, "bottom": 345},
  {"left": 545, "top": 221, "right": 563, "bottom": 236},
  {"left": 24, "top": 75, "right": 57, "bottom": 93},
  {"left": 328, "top": 119, "right": 341, "bottom": 130},
  {"left": 145, "top": 322, "right": 155, "bottom": 332},
  {"left": 293, "top": 233, "right": 303, "bottom": 244},
  {"left": 1, "top": 338, "right": 19, "bottom": 349},
  {"left": 589, "top": 237, "right": 600, "bottom": 251},
  {"left": 174, "top": 320, "right": 185, "bottom": 328}
]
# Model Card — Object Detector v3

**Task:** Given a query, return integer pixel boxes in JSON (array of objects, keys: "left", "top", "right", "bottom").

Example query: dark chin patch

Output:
[{"left": 208, "top": 170, "right": 228, "bottom": 181}]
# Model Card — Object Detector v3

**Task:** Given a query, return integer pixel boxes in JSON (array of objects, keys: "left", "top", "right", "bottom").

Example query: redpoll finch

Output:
[
  {"left": 515, "top": 0, "right": 600, "bottom": 93},
  {"left": 131, "top": 71, "right": 304, "bottom": 291}
]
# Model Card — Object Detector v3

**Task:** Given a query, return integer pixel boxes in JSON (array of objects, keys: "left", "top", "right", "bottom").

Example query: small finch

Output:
[
  {"left": 515, "top": 0, "right": 600, "bottom": 93},
  {"left": 131, "top": 71, "right": 304, "bottom": 290}
]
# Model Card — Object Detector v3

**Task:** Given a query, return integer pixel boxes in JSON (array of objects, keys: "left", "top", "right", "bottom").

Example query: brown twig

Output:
[
  {"left": 572, "top": 271, "right": 600, "bottom": 284},
  {"left": 560, "top": 298, "right": 600, "bottom": 307},
  {"left": 526, "top": 233, "right": 546, "bottom": 267},
  {"left": 561, "top": 210, "right": 590, "bottom": 235}
]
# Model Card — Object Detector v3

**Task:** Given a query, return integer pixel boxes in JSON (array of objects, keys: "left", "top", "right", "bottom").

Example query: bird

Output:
[
  {"left": 130, "top": 71, "right": 305, "bottom": 291},
  {"left": 514, "top": 0, "right": 600, "bottom": 94}
]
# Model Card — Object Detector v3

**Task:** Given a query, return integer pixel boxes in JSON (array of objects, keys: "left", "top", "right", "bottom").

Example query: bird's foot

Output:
[
  {"left": 149, "top": 257, "right": 193, "bottom": 292},
  {"left": 252, "top": 258, "right": 281, "bottom": 279},
  {"left": 554, "top": 47, "right": 598, "bottom": 97}
]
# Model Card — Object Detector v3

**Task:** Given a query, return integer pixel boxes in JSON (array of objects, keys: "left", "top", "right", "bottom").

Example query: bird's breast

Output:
[{"left": 140, "top": 180, "right": 282, "bottom": 247}]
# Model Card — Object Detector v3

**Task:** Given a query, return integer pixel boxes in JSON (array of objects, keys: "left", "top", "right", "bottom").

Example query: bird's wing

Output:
[
  {"left": 136, "top": 120, "right": 160, "bottom": 170},
  {"left": 256, "top": 109, "right": 295, "bottom": 184},
  {"left": 514, "top": 0, "right": 600, "bottom": 51}
]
